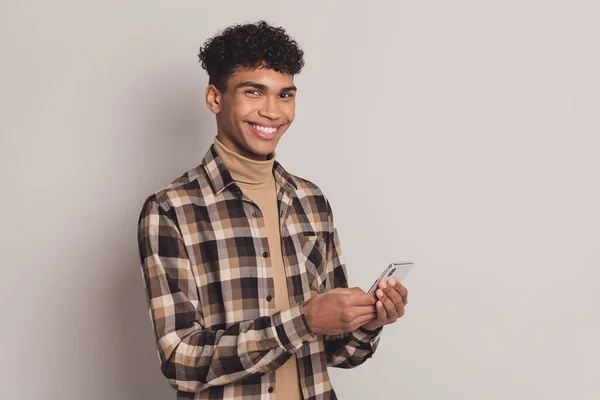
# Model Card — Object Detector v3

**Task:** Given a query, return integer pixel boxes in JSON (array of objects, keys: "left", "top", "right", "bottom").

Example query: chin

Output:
[
  {"left": 246, "top": 140, "right": 278, "bottom": 158},
  {"left": 241, "top": 133, "right": 281, "bottom": 156}
]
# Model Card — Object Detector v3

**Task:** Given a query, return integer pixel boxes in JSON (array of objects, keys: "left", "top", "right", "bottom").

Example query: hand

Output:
[
  {"left": 361, "top": 278, "right": 408, "bottom": 332},
  {"left": 303, "top": 287, "right": 377, "bottom": 335}
]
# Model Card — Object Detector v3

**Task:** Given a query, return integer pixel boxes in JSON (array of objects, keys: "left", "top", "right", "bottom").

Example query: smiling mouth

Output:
[{"left": 245, "top": 122, "right": 281, "bottom": 139}]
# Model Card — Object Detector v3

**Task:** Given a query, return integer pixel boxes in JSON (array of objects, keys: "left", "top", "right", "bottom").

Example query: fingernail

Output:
[
  {"left": 377, "top": 289, "right": 383, "bottom": 297},
  {"left": 389, "top": 279, "right": 397, "bottom": 287},
  {"left": 381, "top": 282, "right": 387, "bottom": 289}
]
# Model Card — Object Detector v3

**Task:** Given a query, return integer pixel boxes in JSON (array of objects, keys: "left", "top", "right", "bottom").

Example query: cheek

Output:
[
  {"left": 224, "top": 96, "right": 251, "bottom": 122},
  {"left": 284, "top": 104, "right": 296, "bottom": 123},
  {"left": 235, "top": 104, "right": 258, "bottom": 125}
]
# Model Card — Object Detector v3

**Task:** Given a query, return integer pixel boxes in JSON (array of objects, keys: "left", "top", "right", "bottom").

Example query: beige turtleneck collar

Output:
[{"left": 213, "top": 136, "right": 276, "bottom": 189}]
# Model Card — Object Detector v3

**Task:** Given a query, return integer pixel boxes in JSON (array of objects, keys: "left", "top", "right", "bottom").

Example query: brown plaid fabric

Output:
[{"left": 137, "top": 144, "right": 382, "bottom": 399}]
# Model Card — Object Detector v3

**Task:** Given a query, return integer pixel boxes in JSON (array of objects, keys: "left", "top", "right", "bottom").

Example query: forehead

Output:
[{"left": 227, "top": 66, "right": 294, "bottom": 89}]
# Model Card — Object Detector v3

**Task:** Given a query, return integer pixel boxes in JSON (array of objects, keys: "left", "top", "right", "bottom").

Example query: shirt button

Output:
[
  {"left": 315, "top": 241, "right": 320, "bottom": 247},
  {"left": 266, "top": 295, "right": 273, "bottom": 302},
  {"left": 263, "top": 251, "right": 269, "bottom": 258},
  {"left": 252, "top": 211, "right": 258, "bottom": 217},
  {"left": 302, "top": 340, "right": 309, "bottom": 346},
  {"left": 268, "top": 387, "right": 274, "bottom": 393}
]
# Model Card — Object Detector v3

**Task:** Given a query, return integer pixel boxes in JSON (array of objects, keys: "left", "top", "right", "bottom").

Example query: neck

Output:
[
  {"left": 216, "top": 133, "right": 271, "bottom": 161},
  {"left": 213, "top": 136, "right": 275, "bottom": 187}
]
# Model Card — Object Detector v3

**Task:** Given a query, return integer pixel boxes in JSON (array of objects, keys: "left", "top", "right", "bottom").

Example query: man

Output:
[{"left": 137, "top": 21, "right": 408, "bottom": 400}]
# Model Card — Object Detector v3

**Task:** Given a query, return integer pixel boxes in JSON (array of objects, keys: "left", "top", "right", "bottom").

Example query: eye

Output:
[
  {"left": 280, "top": 92, "right": 295, "bottom": 99},
  {"left": 245, "top": 90, "right": 261, "bottom": 96}
]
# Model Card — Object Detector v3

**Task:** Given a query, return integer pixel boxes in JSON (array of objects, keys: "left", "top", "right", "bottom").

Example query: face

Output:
[{"left": 205, "top": 65, "right": 297, "bottom": 161}]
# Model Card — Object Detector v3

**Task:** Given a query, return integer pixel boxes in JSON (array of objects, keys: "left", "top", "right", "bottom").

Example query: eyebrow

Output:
[{"left": 236, "top": 81, "right": 298, "bottom": 93}]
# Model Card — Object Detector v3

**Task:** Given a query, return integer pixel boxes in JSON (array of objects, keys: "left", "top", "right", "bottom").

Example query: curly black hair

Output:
[{"left": 198, "top": 21, "right": 304, "bottom": 93}]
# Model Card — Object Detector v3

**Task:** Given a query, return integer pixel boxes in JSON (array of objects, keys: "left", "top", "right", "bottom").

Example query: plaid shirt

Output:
[{"left": 137, "top": 145, "right": 382, "bottom": 400}]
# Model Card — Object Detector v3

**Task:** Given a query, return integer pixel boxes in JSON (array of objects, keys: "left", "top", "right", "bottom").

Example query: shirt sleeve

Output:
[
  {"left": 321, "top": 197, "right": 382, "bottom": 368},
  {"left": 137, "top": 195, "right": 316, "bottom": 393}
]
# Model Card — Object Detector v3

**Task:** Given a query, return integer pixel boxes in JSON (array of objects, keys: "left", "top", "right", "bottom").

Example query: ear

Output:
[{"left": 205, "top": 84, "right": 222, "bottom": 114}]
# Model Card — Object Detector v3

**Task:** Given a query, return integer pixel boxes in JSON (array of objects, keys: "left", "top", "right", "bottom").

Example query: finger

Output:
[
  {"left": 349, "top": 292, "right": 378, "bottom": 306},
  {"left": 344, "top": 305, "right": 377, "bottom": 322},
  {"left": 398, "top": 286, "right": 408, "bottom": 306},
  {"left": 382, "top": 281, "right": 406, "bottom": 318},
  {"left": 375, "top": 300, "right": 387, "bottom": 324},
  {"left": 388, "top": 280, "right": 408, "bottom": 305},
  {"left": 354, "top": 305, "right": 377, "bottom": 316},
  {"left": 383, "top": 283, "right": 404, "bottom": 310},
  {"left": 342, "top": 304, "right": 376, "bottom": 321},
  {"left": 357, "top": 311, "right": 377, "bottom": 321},
  {"left": 375, "top": 289, "right": 397, "bottom": 320},
  {"left": 384, "top": 285, "right": 405, "bottom": 317},
  {"left": 352, "top": 313, "right": 378, "bottom": 330}
]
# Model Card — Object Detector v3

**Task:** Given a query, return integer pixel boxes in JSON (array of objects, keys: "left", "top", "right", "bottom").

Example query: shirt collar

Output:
[{"left": 201, "top": 143, "right": 297, "bottom": 196}]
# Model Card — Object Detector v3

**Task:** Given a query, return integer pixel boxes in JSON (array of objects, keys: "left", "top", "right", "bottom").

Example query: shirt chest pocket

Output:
[{"left": 298, "top": 233, "right": 328, "bottom": 294}]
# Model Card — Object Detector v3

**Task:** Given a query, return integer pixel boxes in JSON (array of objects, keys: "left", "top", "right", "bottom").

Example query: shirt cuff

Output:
[
  {"left": 271, "top": 302, "right": 316, "bottom": 352},
  {"left": 353, "top": 326, "right": 382, "bottom": 350}
]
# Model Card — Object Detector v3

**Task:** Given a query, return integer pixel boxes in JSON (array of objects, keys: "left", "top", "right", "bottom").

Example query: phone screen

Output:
[{"left": 367, "top": 262, "right": 413, "bottom": 294}]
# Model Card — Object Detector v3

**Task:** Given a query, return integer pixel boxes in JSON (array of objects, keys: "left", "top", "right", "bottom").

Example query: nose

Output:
[{"left": 258, "top": 96, "right": 280, "bottom": 120}]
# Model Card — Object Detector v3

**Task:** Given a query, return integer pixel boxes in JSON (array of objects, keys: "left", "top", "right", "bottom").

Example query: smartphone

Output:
[{"left": 367, "top": 262, "right": 414, "bottom": 294}]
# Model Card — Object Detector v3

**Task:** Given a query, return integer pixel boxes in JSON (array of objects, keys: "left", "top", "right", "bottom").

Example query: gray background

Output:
[{"left": 1, "top": 1, "right": 599, "bottom": 399}]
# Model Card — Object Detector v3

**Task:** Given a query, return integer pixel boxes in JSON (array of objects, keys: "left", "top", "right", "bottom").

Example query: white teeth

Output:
[{"left": 251, "top": 124, "right": 277, "bottom": 134}]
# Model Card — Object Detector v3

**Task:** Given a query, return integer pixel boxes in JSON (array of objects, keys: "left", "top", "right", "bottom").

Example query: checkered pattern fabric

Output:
[{"left": 137, "top": 144, "right": 382, "bottom": 399}]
